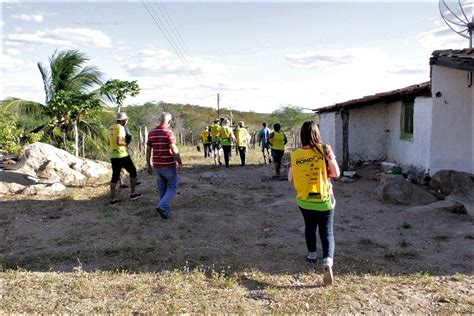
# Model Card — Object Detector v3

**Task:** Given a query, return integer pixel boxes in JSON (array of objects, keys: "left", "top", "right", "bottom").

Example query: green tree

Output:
[
  {"left": 269, "top": 105, "right": 310, "bottom": 130},
  {"left": 100, "top": 79, "right": 140, "bottom": 113},
  {"left": 1, "top": 50, "right": 105, "bottom": 156}
]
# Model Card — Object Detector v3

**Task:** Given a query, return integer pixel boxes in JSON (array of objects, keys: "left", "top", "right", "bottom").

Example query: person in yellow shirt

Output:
[
  {"left": 201, "top": 126, "right": 211, "bottom": 158},
  {"left": 268, "top": 123, "right": 288, "bottom": 177},
  {"left": 220, "top": 118, "right": 236, "bottom": 168},
  {"left": 235, "top": 121, "right": 249, "bottom": 166},
  {"left": 209, "top": 119, "right": 222, "bottom": 165},
  {"left": 108, "top": 112, "right": 142, "bottom": 205},
  {"left": 288, "top": 120, "right": 340, "bottom": 285}
]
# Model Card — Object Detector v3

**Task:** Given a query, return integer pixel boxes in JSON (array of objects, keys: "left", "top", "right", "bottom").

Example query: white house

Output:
[{"left": 316, "top": 49, "right": 473, "bottom": 175}]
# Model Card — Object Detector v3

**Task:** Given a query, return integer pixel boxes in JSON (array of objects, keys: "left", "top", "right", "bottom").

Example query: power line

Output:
[{"left": 141, "top": 0, "right": 209, "bottom": 95}]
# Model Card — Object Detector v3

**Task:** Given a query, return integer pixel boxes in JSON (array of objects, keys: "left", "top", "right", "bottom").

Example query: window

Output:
[{"left": 400, "top": 101, "right": 414, "bottom": 141}]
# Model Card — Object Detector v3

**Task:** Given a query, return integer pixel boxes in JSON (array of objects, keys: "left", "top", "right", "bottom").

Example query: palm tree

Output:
[
  {"left": 39, "top": 50, "right": 104, "bottom": 156},
  {"left": 1, "top": 50, "right": 107, "bottom": 156}
]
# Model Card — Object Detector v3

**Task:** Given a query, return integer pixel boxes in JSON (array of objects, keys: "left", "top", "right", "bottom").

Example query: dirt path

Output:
[{"left": 1, "top": 160, "right": 472, "bottom": 276}]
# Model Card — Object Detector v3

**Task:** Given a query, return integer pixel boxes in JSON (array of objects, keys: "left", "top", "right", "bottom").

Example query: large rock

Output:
[
  {"left": 406, "top": 199, "right": 467, "bottom": 214},
  {"left": 21, "top": 142, "right": 111, "bottom": 185},
  {"left": 374, "top": 174, "right": 438, "bottom": 205},
  {"left": 0, "top": 142, "right": 111, "bottom": 195},
  {"left": 430, "top": 170, "right": 474, "bottom": 197}
]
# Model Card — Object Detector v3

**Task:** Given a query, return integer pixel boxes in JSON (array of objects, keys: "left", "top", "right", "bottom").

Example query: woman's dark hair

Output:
[
  {"left": 300, "top": 120, "right": 323, "bottom": 148},
  {"left": 273, "top": 123, "right": 281, "bottom": 132}
]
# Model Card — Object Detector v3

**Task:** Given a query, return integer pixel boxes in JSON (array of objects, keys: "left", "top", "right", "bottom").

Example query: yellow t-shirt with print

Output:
[{"left": 109, "top": 124, "right": 128, "bottom": 158}]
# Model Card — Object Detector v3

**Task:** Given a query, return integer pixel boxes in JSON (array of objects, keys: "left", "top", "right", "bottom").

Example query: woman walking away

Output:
[
  {"left": 288, "top": 120, "right": 340, "bottom": 285},
  {"left": 235, "top": 121, "right": 249, "bottom": 166}
]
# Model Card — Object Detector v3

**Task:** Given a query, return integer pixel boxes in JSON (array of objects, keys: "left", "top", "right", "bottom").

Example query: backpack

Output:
[{"left": 290, "top": 144, "right": 330, "bottom": 203}]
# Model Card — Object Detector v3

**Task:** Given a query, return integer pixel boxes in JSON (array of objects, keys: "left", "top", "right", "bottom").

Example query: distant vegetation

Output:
[{"left": 0, "top": 49, "right": 316, "bottom": 160}]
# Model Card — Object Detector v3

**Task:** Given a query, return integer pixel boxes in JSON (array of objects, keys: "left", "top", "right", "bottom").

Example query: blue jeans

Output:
[
  {"left": 154, "top": 167, "right": 179, "bottom": 215},
  {"left": 299, "top": 207, "right": 335, "bottom": 259}
]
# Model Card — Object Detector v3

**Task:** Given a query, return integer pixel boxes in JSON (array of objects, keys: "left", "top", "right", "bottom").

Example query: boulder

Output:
[
  {"left": 406, "top": 199, "right": 467, "bottom": 214},
  {"left": 0, "top": 142, "right": 111, "bottom": 195},
  {"left": 21, "top": 142, "right": 111, "bottom": 185},
  {"left": 374, "top": 174, "right": 438, "bottom": 205},
  {"left": 430, "top": 170, "right": 474, "bottom": 197}
]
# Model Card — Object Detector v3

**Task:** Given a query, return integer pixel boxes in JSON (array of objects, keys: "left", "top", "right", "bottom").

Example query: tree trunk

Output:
[{"left": 73, "top": 121, "right": 79, "bottom": 156}]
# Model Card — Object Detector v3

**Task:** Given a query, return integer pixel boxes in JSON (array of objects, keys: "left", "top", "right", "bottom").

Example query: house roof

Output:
[
  {"left": 430, "top": 48, "right": 474, "bottom": 72},
  {"left": 315, "top": 82, "right": 431, "bottom": 114}
]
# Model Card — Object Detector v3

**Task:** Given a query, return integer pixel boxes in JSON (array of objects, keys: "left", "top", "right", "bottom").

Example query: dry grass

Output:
[
  {"left": 1, "top": 146, "right": 473, "bottom": 313},
  {"left": 1, "top": 269, "right": 473, "bottom": 313}
]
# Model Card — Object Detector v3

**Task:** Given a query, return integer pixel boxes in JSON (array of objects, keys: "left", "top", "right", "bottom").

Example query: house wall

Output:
[
  {"left": 347, "top": 104, "right": 388, "bottom": 162},
  {"left": 430, "top": 65, "right": 473, "bottom": 174},
  {"left": 319, "top": 111, "right": 343, "bottom": 164},
  {"left": 386, "top": 97, "right": 432, "bottom": 171}
]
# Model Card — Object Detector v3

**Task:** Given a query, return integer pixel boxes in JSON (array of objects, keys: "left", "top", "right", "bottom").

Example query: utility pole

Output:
[{"left": 217, "top": 93, "right": 220, "bottom": 118}]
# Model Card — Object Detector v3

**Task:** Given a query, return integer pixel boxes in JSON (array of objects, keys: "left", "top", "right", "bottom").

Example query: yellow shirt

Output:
[
  {"left": 271, "top": 131, "right": 285, "bottom": 151},
  {"left": 108, "top": 124, "right": 128, "bottom": 158},
  {"left": 210, "top": 124, "right": 221, "bottom": 142},
  {"left": 236, "top": 127, "right": 248, "bottom": 147},
  {"left": 201, "top": 130, "right": 210, "bottom": 144}
]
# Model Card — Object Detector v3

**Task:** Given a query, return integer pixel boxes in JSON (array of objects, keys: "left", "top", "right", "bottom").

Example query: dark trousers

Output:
[
  {"left": 222, "top": 145, "right": 232, "bottom": 168},
  {"left": 238, "top": 146, "right": 246, "bottom": 165},
  {"left": 299, "top": 207, "right": 335, "bottom": 259},
  {"left": 203, "top": 143, "right": 211, "bottom": 158}
]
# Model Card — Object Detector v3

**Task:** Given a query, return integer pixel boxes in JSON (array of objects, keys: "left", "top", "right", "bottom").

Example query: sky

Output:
[{"left": 1, "top": 0, "right": 473, "bottom": 113}]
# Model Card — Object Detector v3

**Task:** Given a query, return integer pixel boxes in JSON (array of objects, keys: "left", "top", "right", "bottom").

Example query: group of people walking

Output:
[
  {"left": 200, "top": 117, "right": 251, "bottom": 168},
  {"left": 108, "top": 111, "right": 340, "bottom": 285}
]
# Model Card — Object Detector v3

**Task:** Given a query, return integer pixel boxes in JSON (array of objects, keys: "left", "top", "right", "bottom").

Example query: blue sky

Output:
[{"left": 1, "top": 1, "right": 472, "bottom": 113}]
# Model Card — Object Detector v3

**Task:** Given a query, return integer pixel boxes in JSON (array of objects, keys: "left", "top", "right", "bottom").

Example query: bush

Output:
[{"left": 0, "top": 112, "right": 23, "bottom": 155}]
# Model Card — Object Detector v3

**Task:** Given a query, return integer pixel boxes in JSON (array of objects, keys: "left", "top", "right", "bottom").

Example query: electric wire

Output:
[{"left": 141, "top": 0, "right": 209, "bottom": 95}]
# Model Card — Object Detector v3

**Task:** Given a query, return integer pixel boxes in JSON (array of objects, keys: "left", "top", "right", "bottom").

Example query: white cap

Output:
[{"left": 116, "top": 112, "right": 128, "bottom": 121}]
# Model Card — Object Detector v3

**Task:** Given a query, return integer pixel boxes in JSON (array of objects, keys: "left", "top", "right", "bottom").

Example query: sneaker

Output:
[
  {"left": 129, "top": 192, "right": 143, "bottom": 200},
  {"left": 119, "top": 184, "right": 129, "bottom": 188},
  {"left": 156, "top": 207, "right": 169, "bottom": 219},
  {"left": 323, "top": 258, "right": 334, "bottom": 285},
  {"left": 109, "top": 199, "right": 121, "bottom": 205},
  {"left": 136, "top": 180, "right": 141, "bottom": 186},
  {"left": 306, "top": 256, "right": 317, "bottom": 264}
]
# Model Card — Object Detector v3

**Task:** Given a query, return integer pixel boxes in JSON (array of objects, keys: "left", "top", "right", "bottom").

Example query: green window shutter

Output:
[{"left": 400, "top": 101, "right": 414, "bottom": 141}]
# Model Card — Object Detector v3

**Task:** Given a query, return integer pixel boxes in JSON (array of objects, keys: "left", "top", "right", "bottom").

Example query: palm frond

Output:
[{"left": 0, "top": 98, "right": 47, "bottom": 116}]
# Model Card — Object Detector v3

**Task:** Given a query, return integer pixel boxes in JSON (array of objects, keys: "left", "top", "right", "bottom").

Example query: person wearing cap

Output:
[
  {"left": 108, "top": 112, "right": 142, "bottom": 205},
  {"left": 201, "top": 126, "right": 211, "bottom": 158},
  {"left": 220, "top": 118, "right": 236, "bottom": 168},
  {"left": 209, "top": 118, "right": 222, "bottom": 165},
  {"left": 146, "top": 112, "right": 183, "bottom": 219},
  {"left": 235, "top": 121, "right": 249, "bottom": 166}
]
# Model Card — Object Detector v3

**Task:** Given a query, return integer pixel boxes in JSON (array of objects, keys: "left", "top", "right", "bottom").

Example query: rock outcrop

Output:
[
  {"left": 374, "top": 174, "right": 438, "bottom": 205},
  {"left": 0, "top": 142, "right": 111, "bottom": 195}
]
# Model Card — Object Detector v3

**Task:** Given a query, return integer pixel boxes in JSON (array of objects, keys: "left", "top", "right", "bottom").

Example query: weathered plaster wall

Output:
[
  {"left": 348, "top": 104, "right": 388, "bottom": 162},
  {"left": 319, "top": 111, "right": 344, "bottom": 165},
  {"left": 430, "top": 66, "right": 473, "bottom": 174},
  {"left": 386, "top": 97, "right": 432, "bottom": 171}
]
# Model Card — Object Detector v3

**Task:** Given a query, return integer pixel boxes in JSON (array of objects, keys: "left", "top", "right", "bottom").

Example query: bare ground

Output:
[{"left": 1, "top": 149, "right": 473, "bottom": 313}]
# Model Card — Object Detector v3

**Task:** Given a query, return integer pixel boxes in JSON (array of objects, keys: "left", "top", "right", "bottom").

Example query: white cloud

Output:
[
  {"left": 286, "top": 48, "right": 384, "bottom": 70},
  {"left": 418, "top": 26, "right": 469, "bottom": 49},
  {"left": 123, "top": 49, "right": 231, "bottom": 77},
  {"left": 11, "top": 13, "right": 44, "bottom": 23},
  {"left": 0, "top": 20, "right": 4, "bottom": 28},
  {"left": 6, "top": 48, "right": 22, "bottom": 56},
  {"left": 0, "top": 54, "right": 33, "bottom": 73},
  {"left": 6, "top": 28, "right": 112, "bottom": 48}
]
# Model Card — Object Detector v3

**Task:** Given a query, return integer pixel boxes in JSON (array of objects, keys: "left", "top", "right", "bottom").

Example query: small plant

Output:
[
  {"left": 399, "top": 239, "right": 411, "bottom": 248},
  {"left": 401, "top": 221, "right": 412, "bottom": 229},
  {"left": 359, "top": 239, "right": 374, "bottom": 246}
]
